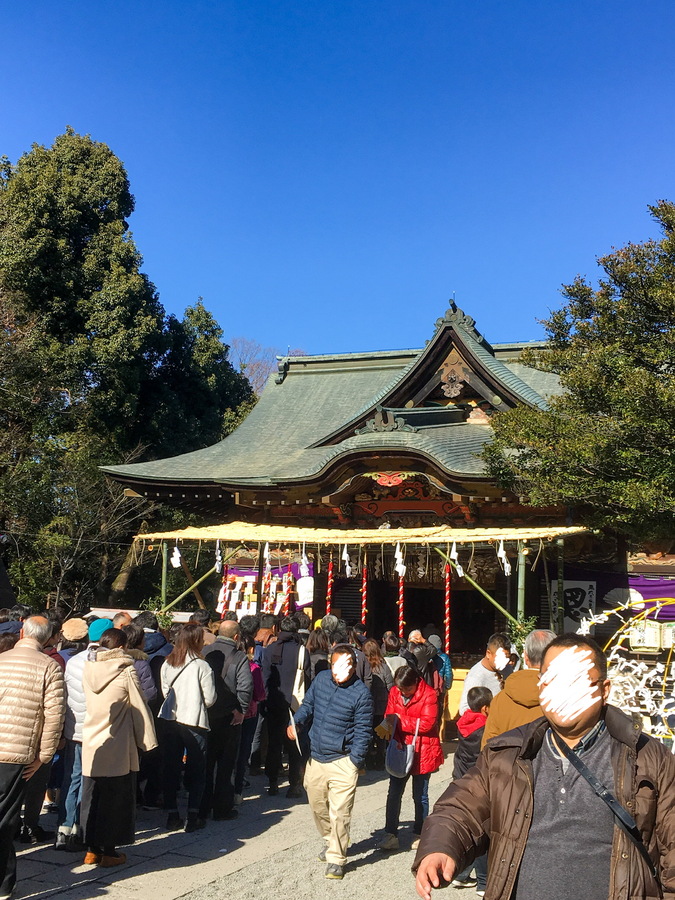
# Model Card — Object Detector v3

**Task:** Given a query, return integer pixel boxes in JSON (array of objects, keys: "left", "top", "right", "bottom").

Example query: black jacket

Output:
[
  {"left": 203, "top": 637, "right": 253, "bottom": 722},
  {"left": 452, "top": 726, "right": 484, "bottom": 779},
  {"left": 263, "top": 631, "right": 310, "bottom": 712}
]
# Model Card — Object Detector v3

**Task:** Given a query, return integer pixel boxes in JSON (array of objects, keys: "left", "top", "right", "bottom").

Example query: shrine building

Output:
[{"left": 104, "top": 302, "right": 622, "bottom": 651}]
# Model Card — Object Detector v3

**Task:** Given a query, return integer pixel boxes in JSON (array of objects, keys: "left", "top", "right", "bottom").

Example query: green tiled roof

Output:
[{"left": 102, "top": 305, "right": 559, "bottom": 488}]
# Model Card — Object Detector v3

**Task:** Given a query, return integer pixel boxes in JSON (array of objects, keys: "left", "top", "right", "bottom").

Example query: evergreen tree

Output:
[
  {"left": 484, "top": 201, "right": 675, "bottom": 540},
  {"left": 0, "top": 129, "right": 252, "bottom": 607}
]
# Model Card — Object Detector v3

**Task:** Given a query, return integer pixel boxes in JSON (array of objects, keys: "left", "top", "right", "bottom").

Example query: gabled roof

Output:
[{"left": 102, "top": 303, "right": 561, "bottom": 491}]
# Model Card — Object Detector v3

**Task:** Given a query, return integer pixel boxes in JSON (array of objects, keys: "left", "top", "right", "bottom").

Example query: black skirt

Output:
[{"left": 81, "top": 773, "right": 137, "bottom": 849}]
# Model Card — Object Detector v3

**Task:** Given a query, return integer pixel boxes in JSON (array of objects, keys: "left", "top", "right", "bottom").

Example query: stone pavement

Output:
[{"left": 14, "top": 746, "right": 479, "bottom": 900}]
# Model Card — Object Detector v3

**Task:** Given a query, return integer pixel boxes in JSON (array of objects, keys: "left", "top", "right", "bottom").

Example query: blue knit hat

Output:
[{"left": 88, "top": 618, "right": 114, "bottom": 643}]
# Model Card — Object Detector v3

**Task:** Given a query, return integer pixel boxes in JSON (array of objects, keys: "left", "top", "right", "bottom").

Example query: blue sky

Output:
[{"left": 4, "top": 1, "right": 675, "bottom": 354}]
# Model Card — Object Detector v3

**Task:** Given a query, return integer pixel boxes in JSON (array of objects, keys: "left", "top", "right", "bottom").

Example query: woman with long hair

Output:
[
  {"left": 377, "top": 664, "right": 443, "bottom": 852},
  {"left": 81, "top": 628, "right": 157, "bottom": 867},
  {"left": 159, "top": 623, "right": 216, "bottom": 832},
  {"left": 306, "top": 628, "right": 330, "bottom": 679},
  {"left": 363, "top": 639, "right": 394, "bottom": 769}
]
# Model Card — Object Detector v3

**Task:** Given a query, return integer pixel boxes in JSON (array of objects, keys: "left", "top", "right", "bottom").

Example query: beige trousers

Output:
[{"left": 303, "top": 755, "right": 359, "bottom": 866}]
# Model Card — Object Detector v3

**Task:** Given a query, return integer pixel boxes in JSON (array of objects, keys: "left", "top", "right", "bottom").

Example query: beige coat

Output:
[
  {"left": 82, "top": 648, "right": 157, "bottom": 778},
  {"left": 0, "top": 637, "right": 66, "bottom": 765}
]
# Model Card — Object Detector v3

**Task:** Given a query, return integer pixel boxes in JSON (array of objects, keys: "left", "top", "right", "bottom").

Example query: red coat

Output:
[{"left": 385, "top": 679, "right": 444, "bottom": 775}]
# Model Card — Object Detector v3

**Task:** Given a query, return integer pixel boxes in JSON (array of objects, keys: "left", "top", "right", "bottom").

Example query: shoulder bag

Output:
[
  {"left": 553, "top": 734, "right": 659, "bottom": 884},
  {"left": 159, "top": 658, "right": 196, "bottom": 721},
  {"left": 385, "top": 715, "right": 421, "bottom": 778}
]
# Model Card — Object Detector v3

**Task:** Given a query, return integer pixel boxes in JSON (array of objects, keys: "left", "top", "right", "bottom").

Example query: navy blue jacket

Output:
[{"left": 294, "top": 669, "right": 373, "bottom": 769}]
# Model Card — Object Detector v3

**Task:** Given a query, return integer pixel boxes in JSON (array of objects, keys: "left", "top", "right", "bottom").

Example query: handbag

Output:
[
  {"left": 159, "top": 658, "right": 196, "bottom": 721},
  {"left": 553, "top": 733, "right": 659, "bottom": 884},
  {"left": 291, "top": 644, "right": 307, "bottom": 713},
  {"left": 385, "top": 715, "right": 421, "bottom": 778}
]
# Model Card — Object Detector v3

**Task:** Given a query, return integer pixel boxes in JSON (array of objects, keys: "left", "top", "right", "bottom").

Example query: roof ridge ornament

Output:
[
  {"left": 275, "top": 356, "right": 290, "bottom": 384},
  {"left": 435, "top": 300, "right": 490, "bottom": 349},
  {"left": 355, "top": 406, "right": 418, "bottom": 434}
]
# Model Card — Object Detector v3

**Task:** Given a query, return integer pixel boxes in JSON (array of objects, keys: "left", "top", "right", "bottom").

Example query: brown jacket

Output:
[
  {"left": 0, "top": 636, "right": 66, "bottom": 765},
  {"left": 82, "top": 648, "right": 157, "bottom": 778},
  {"left": 481, "top": 668, "right": 543, "bottom": 747},
  {"left": 413, "top": 706, "right": 675, "bottom": 900}
]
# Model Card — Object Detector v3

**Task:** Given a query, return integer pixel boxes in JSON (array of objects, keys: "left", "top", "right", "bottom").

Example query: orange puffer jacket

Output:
[{"left": 0, "top": 637, "right": 66, "bottom": 765}]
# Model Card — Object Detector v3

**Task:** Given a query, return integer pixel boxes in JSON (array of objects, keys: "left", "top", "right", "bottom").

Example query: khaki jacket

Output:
[
  {"left": 0, "top": 637, "right": 66, "bottom": 765},
  {"left": 414, "top": 706, "right": 675, "bottom": 900},
  {"left": 481, "top": 668, "right": 544, "bottom": 747},
  {"left": 82, "top": 648, "right": 157, "bottom": 778}
]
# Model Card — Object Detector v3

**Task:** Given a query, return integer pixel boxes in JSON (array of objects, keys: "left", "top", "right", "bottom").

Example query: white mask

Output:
[
  {"left": 494, "top": 647, "right": 510, "bottom": 671},
  {"left": 539, "top": 647, "right": 600, "bottom": 723},
  {"left": 332, "top": 654, "right": 353, "bottom": 684}
]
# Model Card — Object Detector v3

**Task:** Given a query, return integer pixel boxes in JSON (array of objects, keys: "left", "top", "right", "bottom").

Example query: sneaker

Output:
[
  {"left": 476, "top": 892, "right": 486, "bottom": 898},
  {"left": 166, "top": 812, "right": 182, "bottom": 831},
  {"left": 233, "top": 794, "right": 243, "bottom": 806},
  {"left": 267, "top": 784, "right": 279, "bottom": 796},
  {"left": 411, "top": 836, "right": 421, "bottom": 851},
  {"left": 53, "top": 831, "right": 68, "bottom": 852},
  {"left": 318, "top": 845, "right": 327, "bottom": 862},
  {"left": 286, "top": 785, "right": 303, "bottom": 799},
  {"left": 325, "top": 864, "right": 344, "bottom": 880},
  {"left": 451, "top": 877, "right": 477, "bottom": 888},
  {"left": 378, "top": 833, "right": 400, "bottom": 851},
  {"left": 99, "top": 851, "right": 127, "bottom": 868}
]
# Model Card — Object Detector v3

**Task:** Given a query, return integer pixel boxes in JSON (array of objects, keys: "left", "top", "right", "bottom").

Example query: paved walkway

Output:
[{"left": 14, "top": 747, "right": 476, "bottom": 900}]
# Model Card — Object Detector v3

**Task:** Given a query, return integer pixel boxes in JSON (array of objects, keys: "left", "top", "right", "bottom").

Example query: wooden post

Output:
[
  {"left": 517, "top": 542, "right": 527, "bottom": 620},
  {"left": 556, "top": 538, "right": 565, "bottom": 634},
  {"left": 161, "top": 541, "right": 168, "bottom": 610}
]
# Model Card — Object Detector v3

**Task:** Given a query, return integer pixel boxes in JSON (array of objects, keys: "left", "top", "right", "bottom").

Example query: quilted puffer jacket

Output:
[
  {"left": 385, "top": 678, "right": 444, "bottom": 775},
  {"left": 293, "top": 668, "right": 373, "bottom": 769},
  {"left": 64, "top": 647, "right": 89, "bottom": 742},
  {"left": 127, "top": 649, "right": 158, "bottom": 704},
  {"left": 0, "top": 636, "right": 66, "bottom": 765}
]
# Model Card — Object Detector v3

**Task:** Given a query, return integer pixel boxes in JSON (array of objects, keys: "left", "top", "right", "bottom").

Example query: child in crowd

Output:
[{"left": 451, "top": 685, "right": 492, "bottom": 896}]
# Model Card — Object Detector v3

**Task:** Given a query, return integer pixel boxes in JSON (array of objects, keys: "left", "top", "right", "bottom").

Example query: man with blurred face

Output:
[
  {"left": 288, "top": 645, "right": 372, "bottom": 881},
  {"left": 413, "top": 634, "right": 675, "bottom": 900},
  {"left": 458, "top": 632, "right": 511, "bottom": 715}
]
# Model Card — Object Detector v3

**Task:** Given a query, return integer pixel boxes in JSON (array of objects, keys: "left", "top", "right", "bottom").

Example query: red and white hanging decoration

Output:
[
  {"left": 444, "top": 562, "right": 451, "bottom": 654},
  {"left": 262, "top": 542, "right": 272, "bottom": 612},
  {"left": 282, "top": 563, "right": 294, "bottom": 616},
  {"left": 360, "top": 552, "right": 368, "bottom": 626},
  {"left": 325, "top": 555, "right": 334, "bottom": 615},
  {"left": 394, "top": 543, "right": 406, "bottom": 639}
]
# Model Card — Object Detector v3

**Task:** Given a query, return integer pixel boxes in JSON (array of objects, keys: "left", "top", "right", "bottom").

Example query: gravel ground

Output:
[{"left": 180, "top": 756, "right": 475, "bottom": 900}]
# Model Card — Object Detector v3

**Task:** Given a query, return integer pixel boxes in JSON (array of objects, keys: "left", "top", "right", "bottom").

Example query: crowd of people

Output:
[
  {"left": 0, "top": 603, "right": 454, "bottom": 894},
  {"left": 2, "top": 601, "right": 672, "bottom": 899}
]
